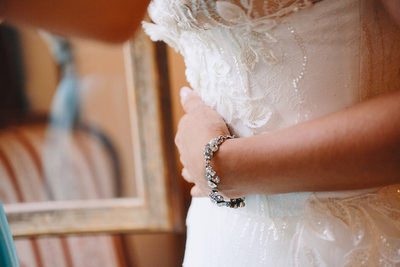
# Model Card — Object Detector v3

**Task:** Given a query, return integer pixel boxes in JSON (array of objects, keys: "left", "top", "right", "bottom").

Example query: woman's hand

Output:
[{"left": 175, "top": 87, "right": 230, "bottom": 197}]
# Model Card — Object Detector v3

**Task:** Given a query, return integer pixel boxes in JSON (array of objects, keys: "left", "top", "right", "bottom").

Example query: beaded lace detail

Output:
[
  {"left": 144, "top": 0, "right": 315, "bottom": 135},
  {"left": 304, "top": 186, "right": 400, "bottom": 266},
  {"left": 144, "top": 0, "right": 313, "bottom": 68},
  {"left": 144, "top": 0, "right": 313, "bottom": 30}
]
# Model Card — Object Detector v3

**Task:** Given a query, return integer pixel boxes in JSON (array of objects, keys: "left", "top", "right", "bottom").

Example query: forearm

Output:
[
  {"left": 0, "top": 0, "right": 150, "bottom": 42},
  {"left": 216, "top": 90, "right": 400, "bottom": 197}
]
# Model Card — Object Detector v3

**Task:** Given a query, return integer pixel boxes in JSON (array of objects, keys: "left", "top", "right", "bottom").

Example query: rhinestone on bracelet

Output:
[{"left": 204, "top": 135, "right": 245, "bottom": 208}]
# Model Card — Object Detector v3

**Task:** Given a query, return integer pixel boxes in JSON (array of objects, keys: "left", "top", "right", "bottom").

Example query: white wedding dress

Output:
[{"left": 143, "top": 0, "right": 400, "bottom": 266}]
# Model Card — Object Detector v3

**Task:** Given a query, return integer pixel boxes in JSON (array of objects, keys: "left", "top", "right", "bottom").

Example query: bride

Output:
[
  {"left": 2, "top": 0, "right": 400, "bottom": 266},
  {"left": 143, "top": 0, "right": 400, "bottom": 266}
]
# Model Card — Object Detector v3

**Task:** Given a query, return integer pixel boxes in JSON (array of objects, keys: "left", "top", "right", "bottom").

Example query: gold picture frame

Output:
[{"left": 4, "top": 30, "right": 184, "bottom": 238}]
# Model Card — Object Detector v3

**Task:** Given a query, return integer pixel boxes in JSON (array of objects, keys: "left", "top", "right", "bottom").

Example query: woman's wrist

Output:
[
  {"left": 210, "top": 132, "right": 307, "bottom": 197},
  {"left": 211, "top": 137, "right": 259, "bottom": 198}
]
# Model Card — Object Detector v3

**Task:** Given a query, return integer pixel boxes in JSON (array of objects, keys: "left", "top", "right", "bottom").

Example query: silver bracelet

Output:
[{"left": 204, "top": 135, "right": 245, "bottom": 208}]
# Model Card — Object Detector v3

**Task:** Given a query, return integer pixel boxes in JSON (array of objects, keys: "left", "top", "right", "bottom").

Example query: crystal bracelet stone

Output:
[{"left": 204, "top": 135, "right": 245, "bottom": 208}]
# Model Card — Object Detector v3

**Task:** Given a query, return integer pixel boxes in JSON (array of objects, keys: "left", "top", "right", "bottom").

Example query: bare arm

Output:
[
  {"left": 176, "top": 88, "right": 400, "bottom": 198},
  {"left": 215, "top": 90, "right": 400, "bottom": 197},
  {"left": 0, "top": 0, "right": 150, "bottom": 42}
]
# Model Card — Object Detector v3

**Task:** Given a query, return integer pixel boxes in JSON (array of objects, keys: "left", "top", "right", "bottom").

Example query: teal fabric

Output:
[{"left": 0, "top": 201, "right": 19, "bottom": 267}]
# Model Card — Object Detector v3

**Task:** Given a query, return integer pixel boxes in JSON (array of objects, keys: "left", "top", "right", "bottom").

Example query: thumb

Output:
[{"left": 180, "top": 86, "right": 202, "bottom": 113}]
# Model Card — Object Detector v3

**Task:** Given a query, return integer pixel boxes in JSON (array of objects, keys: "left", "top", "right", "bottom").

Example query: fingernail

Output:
[{"left": 180, "top": 86, "right": 191, "bottom": 103}]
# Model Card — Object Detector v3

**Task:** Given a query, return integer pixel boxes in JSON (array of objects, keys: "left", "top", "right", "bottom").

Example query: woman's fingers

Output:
[
  {"left": 182, "top": 169, "right": 208, "bottom": 197},
  {"left": 179, "top": 155, "right": 185, "bottom": 166},
  {"left": 180, "top": 87, "right": 203, "bottom": 113},
  {"left": 190, "top": 186, "right": 204, "bottom": 197},
  {"left": 176, "top": 86, "right": 231, "bottom": 198},
  {"left": 181, "top": 168, "right": 194, "bottom": 183}
]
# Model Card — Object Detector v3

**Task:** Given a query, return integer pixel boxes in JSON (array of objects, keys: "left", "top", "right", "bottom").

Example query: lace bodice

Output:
[
  {"left": 145, "top": 0, "right": 314, "bottom": 31},
  {"left": 144, "top": 0, "right": 400, "bottom": 137},
  {"left": 144, "top": 0, "right": 314, "bottom": 69}
]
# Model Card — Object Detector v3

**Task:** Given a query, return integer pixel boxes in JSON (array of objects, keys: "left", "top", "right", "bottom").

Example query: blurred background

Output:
[{"left": 0, "top": 21, "right": 190, "bottom": 267}]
